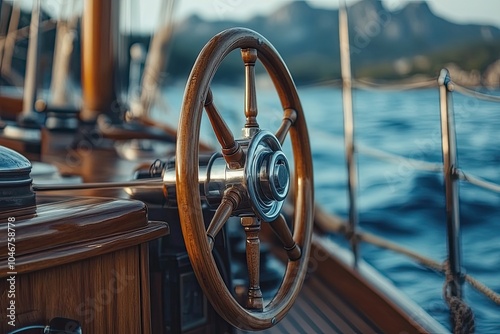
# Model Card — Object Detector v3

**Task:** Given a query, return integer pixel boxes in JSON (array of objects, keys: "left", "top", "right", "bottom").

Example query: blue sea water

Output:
[{"left": 162, "top": 83, "right": 500, "bottom": 332}]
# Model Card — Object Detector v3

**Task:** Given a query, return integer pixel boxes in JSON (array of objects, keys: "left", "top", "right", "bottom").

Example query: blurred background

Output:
[
  {"left": 1, "top": 0, "right": 499, "bottom": 90},
  {"left": 1, "top": 1, "right": 499, "bottom": 332}
]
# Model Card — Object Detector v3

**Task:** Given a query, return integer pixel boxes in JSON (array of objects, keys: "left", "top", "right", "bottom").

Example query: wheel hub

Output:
[{"left": 245, "top": 130, "right": 290, "bottom": 222}]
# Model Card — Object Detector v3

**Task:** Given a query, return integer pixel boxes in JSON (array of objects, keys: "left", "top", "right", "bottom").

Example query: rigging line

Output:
[
  {"left": 297, "top": 77, "right": 438, "bottom": 90},
  {"left": 464, "top": 274, "right": 500, "bottom": 305},
  {"left": 451, "top": 83, "right": 500, "bottom": 103},
  {"left": 457, "top": 169, "right": 500, "bottom": 193},
  {"left": 298, "top": 78, "right": 342, "bottom": 88},
  {"left": 0, "top": 3, "right": 9, "bottom": 55},
  {"left": 298, "top": 77, "right": 437, "bottom": 90},
  {"left": 138, "top": 0, "right": 176, "bottom": 118},
  {"left": 303, "top": 132, "right": 498, "bottom": 193},
  {"left": 1, "top": 2, "right": 20, "bottom": 82},
  {"left": 353, "top": 78, "right": 437, "bottom": 91},
  {"left": 314, "top": 207, "right": 500, "bottom": 305},
  {"left": 0, "top": 20, "right": 56, "bottom": 42},
  {"left": 355, "top": 143, "right": 443, "bottom": 172},
  {"left": 314, "top": 206, "right": 444, "bottom": 272},
  {"left": 299, "top": 130, "right": 442, "bottom": 173},
  {"left": 339, "top": 0, "right": 360, "bottom": 267}
]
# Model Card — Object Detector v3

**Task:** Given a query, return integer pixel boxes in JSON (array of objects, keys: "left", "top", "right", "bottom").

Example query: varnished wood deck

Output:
[
  {"left": 237, "top": 273, "right": 381, "bottom": 334},
  {"left": 236, "top": 235, "right": 448, "bottom": 334}
]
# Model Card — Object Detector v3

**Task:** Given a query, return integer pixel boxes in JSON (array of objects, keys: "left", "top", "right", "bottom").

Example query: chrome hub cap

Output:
[{"left": 245, "top": 130, "right": 290, "bottom": 222}]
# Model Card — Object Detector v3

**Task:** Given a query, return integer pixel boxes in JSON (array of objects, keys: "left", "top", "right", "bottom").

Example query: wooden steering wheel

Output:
[{"left": 175, "top": 27, "right": 314, "bottom": 330}]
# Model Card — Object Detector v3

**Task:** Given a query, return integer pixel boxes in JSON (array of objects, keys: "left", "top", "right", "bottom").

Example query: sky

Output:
[
  {"left": 15, "top": 0, "right": 500, "bottom": 32},
  {"left": 170, "top": 0, "right": 500, "bottom": 27}
]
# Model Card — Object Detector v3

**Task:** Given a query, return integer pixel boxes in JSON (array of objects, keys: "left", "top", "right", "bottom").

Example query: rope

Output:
[
  {"left": 295, "top": 78, "right": 342, "bottom": 89},
  {"left": 298, "top": 76, "right": 438, "bottom": 90},
  {"left": 355, "top": 143, "right": 443, "bottom": 173},
  {"left": 464, "top": 275, "right": 500, "bottom": 305},
  {"left": 313, "top": 206, "right": 500, "bottom": 306},
  {"left": 298, "top": 72, "right": 500, "bottom": 101},
  {"left": 452, "top": 84, "right": 500, "bottom": 103},
  {"left": 457, "top": 169, "right": 500, "bottom": 193},
  {"left": 447, "top": 296, "right": 475, "bottom": 334},
  {"left": 443, "top": 261, "right": 475, "bottom": 334},
  {"left": 356, "top": 145, "right": 500, "bottom": 194},
  {"left": 353, "top": 77, "right": 437, "bottom": 90},
  {"left": 359, "top": 231, "right": 444, "bottom": 272},
  {"left": 315, "top": 206, "right": 444, "bottom": 272}
]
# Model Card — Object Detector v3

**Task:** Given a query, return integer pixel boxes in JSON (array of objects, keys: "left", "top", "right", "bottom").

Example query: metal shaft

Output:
[
  {"left": 339, "top": 1, "right": 360, "bottom": 266},
  {"left": 438, "top": 68, "right": 463, "bottom": 298}
]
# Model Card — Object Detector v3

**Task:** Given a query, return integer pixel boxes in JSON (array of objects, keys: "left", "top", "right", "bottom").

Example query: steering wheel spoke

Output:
[
  {"left": 207, "top": 186, "right": 242, "bottom": 249},
  {"left": 269, "top": 214, "right": 301, "bottom": 261},
  {"left": 275, "top": 108, "right": 297, "bottom": 145},
  {"left": 204, "top": 89, "right": 245, "bottom": 168},
  {"left": 241, "top": 216, "right": 264, "bottom": 310},
  {"left": 242, "top": 48, "right": 260, "bottom": 135}
]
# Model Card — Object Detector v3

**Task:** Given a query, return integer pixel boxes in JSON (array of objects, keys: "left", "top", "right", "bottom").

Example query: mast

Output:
[{"left": 81, "top": 0, "right": 119, "bottom": 121}]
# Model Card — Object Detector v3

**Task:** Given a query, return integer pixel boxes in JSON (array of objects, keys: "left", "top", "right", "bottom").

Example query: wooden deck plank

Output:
[
  {"left": 281, "top": 307, "right": 313, "bottom": 334},
  {"left": 288, "top": 298, "right": 328, "bottom": 333},
  {"left": 295, "top": 289, "right": 342, "bottom": 333},
  {"left": 235, "top": 272, "right": 379, "bottom": 334},
  {"left": 305, "top": 275, "right": 381, "bottom": 333}
]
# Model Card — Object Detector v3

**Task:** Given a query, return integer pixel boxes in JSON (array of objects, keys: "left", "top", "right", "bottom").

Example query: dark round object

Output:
[{"left": 0, "top": 145, "right": 36, "bottom": 210}]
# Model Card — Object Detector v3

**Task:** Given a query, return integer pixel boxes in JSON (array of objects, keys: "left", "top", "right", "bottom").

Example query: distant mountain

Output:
[
  {"left": 2, "top": 0, "right": 499, "bottom": 88},
  {"left": 166, "top": 0, "right": 500, "bottom": 85}
]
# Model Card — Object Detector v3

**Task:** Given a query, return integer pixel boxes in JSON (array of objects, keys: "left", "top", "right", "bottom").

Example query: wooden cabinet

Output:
[{"left": 0, "top": 196, "right": 169, "bottom": 333}]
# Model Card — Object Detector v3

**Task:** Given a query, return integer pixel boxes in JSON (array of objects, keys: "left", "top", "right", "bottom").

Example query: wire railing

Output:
[
  {"left": 316, "top": 206, "right": 500, "bottom": 307},
  {"left": 335, "top": 6, "right": 498, "bottom": 329},
  {"left": 452, "top": 84, "right": 500, "bottom": 103},
  {"left": 457, "top": 170, "right": 500, "bottom": 193},
  {"left": 330, "top": 68, "right": 500, "bottom": 329},
  {"left": 354, "top": 77, "right": 437, "bottom": 90},
  {"left": 355, "top": 143, "right": 443, "bottom": 173}
]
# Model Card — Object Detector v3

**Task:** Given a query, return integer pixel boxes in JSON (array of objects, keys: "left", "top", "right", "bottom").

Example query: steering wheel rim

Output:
[{"left": 175, "top": 27, "right": 314, "bottom": 330}]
